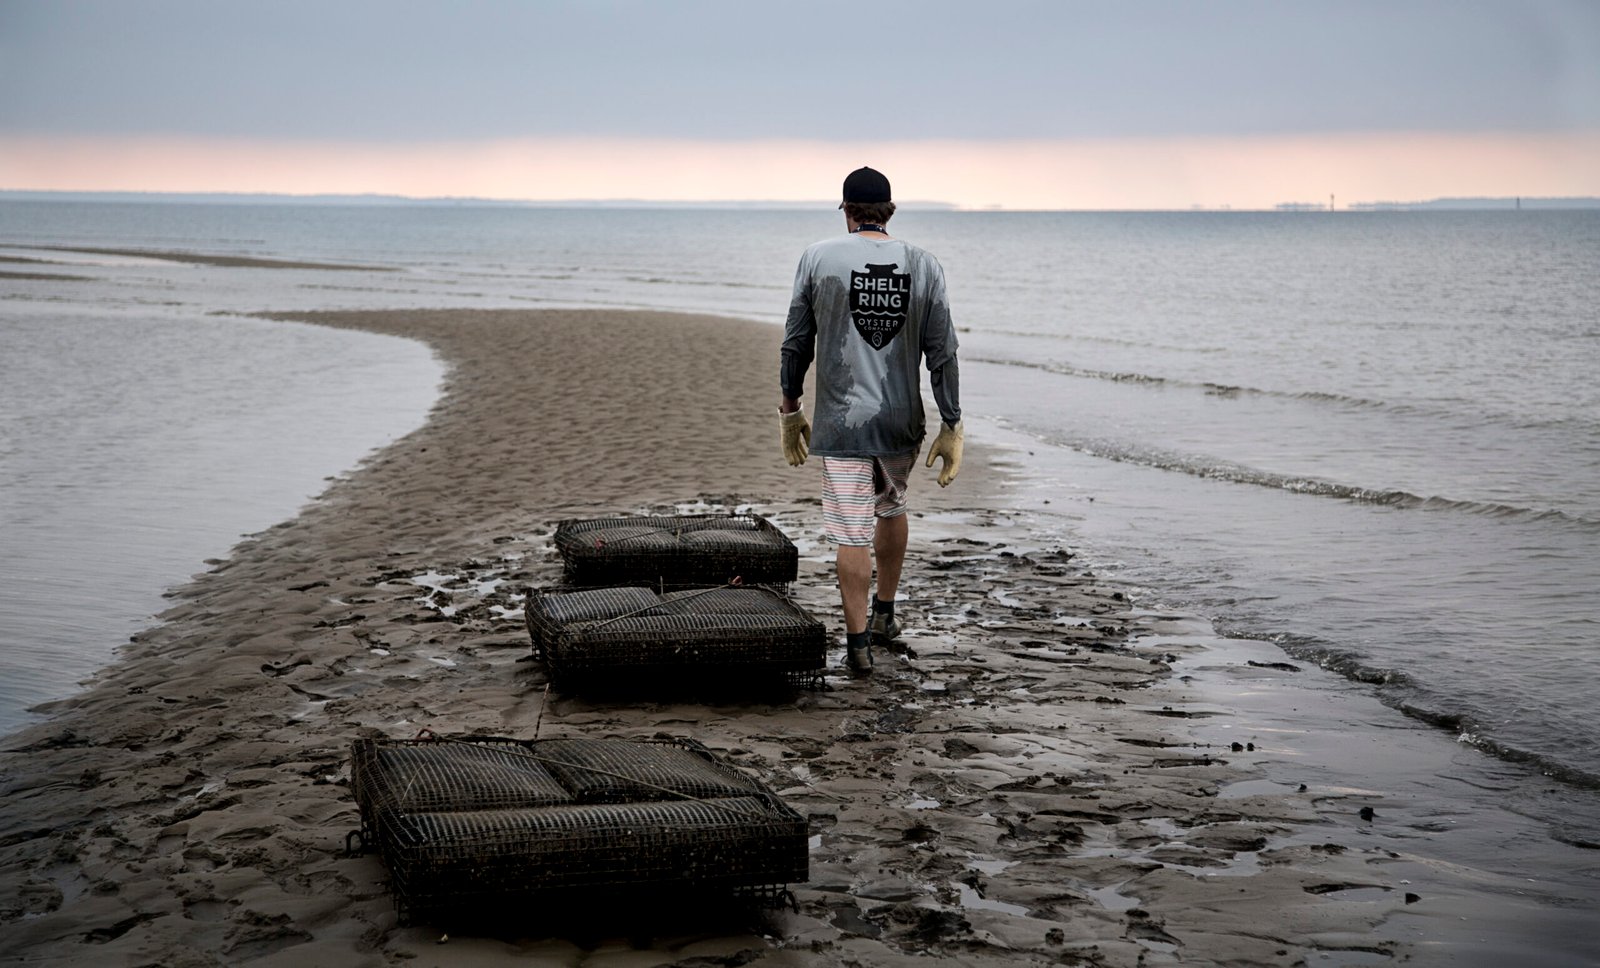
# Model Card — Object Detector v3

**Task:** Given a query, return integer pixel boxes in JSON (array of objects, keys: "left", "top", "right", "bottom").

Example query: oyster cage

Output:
[
  {"left": 349, "top": 734, "right": 809, "bottom": 925},
  {"left": 553, "top": 513, "right": 798, "bottom": 588},
  {"left": 524, "top": 584, "right": 827, "bottom": 692}
]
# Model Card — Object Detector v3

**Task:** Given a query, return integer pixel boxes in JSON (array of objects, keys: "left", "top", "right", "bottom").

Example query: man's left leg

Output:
[{"left": 869, "top": 454, "right": 915, "bottom": 644}]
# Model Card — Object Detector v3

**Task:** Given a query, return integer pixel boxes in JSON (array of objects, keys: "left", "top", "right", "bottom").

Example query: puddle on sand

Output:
[
  {"left": 1086, "top": 883, "right": 1141, "bottom": 913},
  {"left": 955, "top": 882, "right": 1029, "bottom": 916},
  {"left": 1219, "top": 778, "right": 1303, "bottom": 799},
  {"left": 178, "top": 778, "right": 228, "bottom": 803},
  {"left": 1140, "top": 817, "right": 1184, "bottom": 839},
  {"left": 988, "top": 588, "right": 1028, "bottom": 609},
  {"left": 408, "top": 570, "right": 461, "bottom": 616},
  {"left": 291, "top": 699, "right": 331, "bottom": 722},
  {"left": 1306, "top": 885, "right": 1391, "bottom": 903},
  {"left": 967, "top": 858, "right": 1016, "bottom": 876}
]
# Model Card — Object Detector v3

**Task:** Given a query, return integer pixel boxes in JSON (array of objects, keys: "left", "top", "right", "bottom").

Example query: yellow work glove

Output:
[
  {"left": 779, "top": 408, "right": 811, "bottom": 466},
  {"left": 925, "top": 420, "right": 964, "bottom": 487}
]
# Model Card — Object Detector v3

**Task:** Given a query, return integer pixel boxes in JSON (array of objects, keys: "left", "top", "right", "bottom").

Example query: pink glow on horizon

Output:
[{"left": 2, "top": 132, "right": 1597, "bottom": 209}]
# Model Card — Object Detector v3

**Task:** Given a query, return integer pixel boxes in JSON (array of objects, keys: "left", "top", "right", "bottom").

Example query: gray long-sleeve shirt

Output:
[{"left": 781, "top": 234, "right": 961, "bottom": 458}]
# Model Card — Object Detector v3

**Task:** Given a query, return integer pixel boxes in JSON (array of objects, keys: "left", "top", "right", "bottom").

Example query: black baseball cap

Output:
[{"left": 839, "top": 166, "right": 892, "bottom": 208}]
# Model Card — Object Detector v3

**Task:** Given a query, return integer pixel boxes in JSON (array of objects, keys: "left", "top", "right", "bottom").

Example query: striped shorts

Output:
[{"left": 821, "top": 454, "right": 916, "bottom": 547}]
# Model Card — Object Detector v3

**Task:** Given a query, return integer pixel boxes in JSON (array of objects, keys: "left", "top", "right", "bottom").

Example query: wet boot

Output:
[
  {"left": 869, "top": 598, "right": 901, "bottom": 644},
  {"left": 845, "top": 630, "right": 873, "bottom": 676}
]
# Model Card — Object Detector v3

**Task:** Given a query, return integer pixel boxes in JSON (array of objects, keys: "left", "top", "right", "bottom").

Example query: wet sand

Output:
[
  {"left": 0, "top": 269, "right": 90, "bottom": 281},
  {"left": 14, "top": 245, "right": 391, "bottom": 271},
  {"left": 0, "top": 309, "right": 1409, "bottom": 966}
]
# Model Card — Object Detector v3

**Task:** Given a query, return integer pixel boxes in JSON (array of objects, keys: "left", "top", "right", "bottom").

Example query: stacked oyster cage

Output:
[
  {"left": 552, "top": 513, "right": 798, "bottom": 589},
  {"left": 529, "top": 513, "right": 824, "bottom": 690},
  {"left": 350, "top": 734, "right": 809, "bottom": 924}
]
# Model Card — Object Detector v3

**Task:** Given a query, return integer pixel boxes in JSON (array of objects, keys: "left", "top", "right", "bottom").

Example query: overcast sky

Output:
[{"left": 2, "top": 0, "right": 1597, "bottom": 207}]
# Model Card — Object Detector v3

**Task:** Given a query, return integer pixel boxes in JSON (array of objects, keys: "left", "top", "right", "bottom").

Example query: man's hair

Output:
[{"left": 844, "top": 200, "right": 896, "bottom": 225}]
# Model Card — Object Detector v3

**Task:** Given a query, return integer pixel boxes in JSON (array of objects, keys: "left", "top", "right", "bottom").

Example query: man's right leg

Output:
[
  {"left": 873, "top": 512, "right": 908, "bottom": 605},
  {"left": 868, "top": 453, "right": 915, "bottom": 643},
  {"left": 869, "top": 512, "right": 907, "bottom": 643}
]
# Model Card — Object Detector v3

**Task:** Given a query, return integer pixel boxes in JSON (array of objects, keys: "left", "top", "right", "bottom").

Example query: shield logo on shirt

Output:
[{"left": 849, "top": 263, "right": 910, "bottom": 350}]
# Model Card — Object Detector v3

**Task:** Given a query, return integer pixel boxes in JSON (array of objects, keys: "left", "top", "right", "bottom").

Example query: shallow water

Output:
[{"left": 0, "top": 291, "right": 440, "bottom": 733}]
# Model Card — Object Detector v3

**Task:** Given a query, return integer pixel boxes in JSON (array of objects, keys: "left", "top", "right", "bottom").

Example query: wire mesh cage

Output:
[
  {"left": 349, "top": 735, "right": 809, "bottom": 924},
  {"left": 553, "top": 514, "right": 798, "bottom": 588},
  {"left": 535, "top": 736, "right": 770, "bottom": 802},
  {"left": 524, "top": 584, "right": 826, "bottom": 691},
  {"left": 351, "top": 735, "right": 574, "bottom": 814}
]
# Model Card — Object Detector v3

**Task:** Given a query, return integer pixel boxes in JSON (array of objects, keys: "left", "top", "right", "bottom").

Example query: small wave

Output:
[
  {"left": 1272, "top": 636, "right": 1414, "bottom": 688},
  {"left": 1242, "top": 630, "right": 1600, "bottom": 794},
  {"left": 1003, "top": 419, "right": 1600, "bottom": 529},
  {"left": 970, "top": 355, "right": 1176, "bottom": 388},
  {"left": 969, "top": 355, "right": 1396, "bottom": 411},
  {"left": 973, "top": 355, "right": 1599, "bottom": 435},
  {"left": 978, "top": 325, "right": 1223, "bottom": 355},
  {"left": 620, "top": 274, "right": 782, "bottom": 292}
]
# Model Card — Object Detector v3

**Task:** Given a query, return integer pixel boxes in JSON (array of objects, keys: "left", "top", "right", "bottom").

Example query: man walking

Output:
[{"left": 778, "top": 166, "right": 964, "bottom": 675}]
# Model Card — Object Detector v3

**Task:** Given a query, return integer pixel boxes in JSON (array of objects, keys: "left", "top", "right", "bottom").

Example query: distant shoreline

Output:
[
  {"left": 4, "top": 189, "right": 1596, "bottom": 211},
  {"left": 0, "top": 189, "right": 957, "bottom": 210},
  {"left": 1337, "top": 196, "right": 1599, "bottom": 211}
]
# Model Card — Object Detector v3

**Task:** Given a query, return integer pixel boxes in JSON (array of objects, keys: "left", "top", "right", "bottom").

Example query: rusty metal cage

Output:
[
  {"left": 524, "top": 585, "right": 826, "bottom": 691},
  {"left": 553, "top": 514, "right": 798, "bottom": 588},
  {"left": 349, "top": 735, "right": 808, "bottom": 924}
]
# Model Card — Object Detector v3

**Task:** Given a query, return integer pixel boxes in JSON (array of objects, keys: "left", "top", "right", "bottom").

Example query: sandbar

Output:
[
  {"left": 16, "top": 245, "right": 392, "bottom": 272},
  {"left": 0, "top": 309, "right": 1405, "bottom": 966}
]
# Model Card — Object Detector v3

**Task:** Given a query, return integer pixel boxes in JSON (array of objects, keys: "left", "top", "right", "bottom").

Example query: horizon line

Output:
[{"left": 5, "top": 188, "right": 1599, "bottom": 214}]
